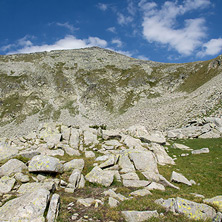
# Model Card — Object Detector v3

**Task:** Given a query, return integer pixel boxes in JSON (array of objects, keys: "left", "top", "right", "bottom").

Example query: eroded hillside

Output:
[{"left": 0, "top": 47, "right": 221, "bottom": 136}]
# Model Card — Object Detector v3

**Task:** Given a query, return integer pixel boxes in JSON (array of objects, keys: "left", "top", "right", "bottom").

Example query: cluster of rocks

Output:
[
  {"left": 167, "top": 117, "right": 222, "bottom": 139},
  {"left": 0, "top": 122, "right": 221, "bottom": 221}
]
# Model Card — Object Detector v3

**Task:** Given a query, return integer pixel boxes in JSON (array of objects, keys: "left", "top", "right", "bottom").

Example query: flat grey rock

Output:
[
  {"left": 0, "top": 158, "right": 27, "bottom": 177},
  {"left": 85, "top": 166, "right": 114, "bottom": 187},
  {"left": 64, "top": 159, "right": 84, "bottom": 172},
  {"left": 192, "top": 148, "right": 210, "bottom": 155},
  {"left": 123, "top": 179, "right": 150, "bottom": 188},
  {"left": 28, "top": 155, "right": 64, "bottom": 173},
  {"left": 0, "top": 176, "right": 16, "bottom": 194},
  {"left": 170, "top": 171, "right": 192, "bottom": 186},
  {"left": 47, "top": 193, "right": 60, "bottom": 222},
  {"left": 0, "top": 188, "right": 50, "bottom": 221},
  {"left": 172, "top": 143, "right": 192, "bottom": 150},
  {"left": 122, "top": 210, "right": 159, "bottom": 222},
  {"left": 17, "top": 181, "right": 55, "bottom": 194}
]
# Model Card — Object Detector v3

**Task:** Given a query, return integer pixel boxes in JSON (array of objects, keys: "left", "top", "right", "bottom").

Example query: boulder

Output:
[
  {"left": 148, "top": 143, "right": 175, "bottom": 165},
  {"left": 122, "top": 210, "right": 159, "bottom": 222},
  {"left": 61, "top": 125, "right": 71, "bottom": 141},
  {"left": 68, "top": 169, "right": 81, "bottom": 188},
  {"left": 0, "top": 176, "right": 16, "bottom": 194},
  {"left": 83, "top": 129, "right": 98, "bottom": 146},
  {"left": 0, "top": 188, "right": 50, "bottom": 221},
  {"left": 102, "top": 130, "right": 122, "bottom": 140},
  {"left": 130, "top": 188, "right": 152, "bottom": 197},
  {"left": 0, "top": 141, "right": 19, "bottom": 162},
  {"left": 28, "top": 155, "right": 64, "bottom": 174},
  {"left": 47, "top": 193, "right": 60, "bottom": 222},
  {"left": 192, "top": 148, "right": 210, "bottom": 155},
  {"left": 147, "top": 182, "right": 165, "bottom": 191},
  {"left": 85, "top": 151, "right": 95, "bottom": 158},
  {"left": 98, "top": 155, "right": 118, "bottom": 169},
  {"left": 172, "top": 143, "right": 192, "bottom": 150},
  {"left": 118, "top": 154, "right": 135, "bottom": 173},
  {"left": 63, "top": 145, "right": 81, "bottom": 156},
  {"left": 204, "top": 196, "right": 222, "bottom": 212},
  {"left": 123, "top": 179, "right": 150, "bottom": 188},
  {"left": 103, "top": 189, "right": 127, "bottom": 201},
  {"left": 170, "top": 171, "right": 192, "bottom": 186},
  {"left": 15, "top": 172, "right": 30, "bottom": 183},
  {"left": 17, "top": 181, "right": 56, "bottom": 194},
  {"left": 63, "top": 159, "right": 84, "bottom": 172},
  {"left": 155, "top": 197, "right": 216, "bottom": 220},
  {"left": 85, "top": 166, "right": 114, "bottom": 187},
  {"left": 121, "top": 172, "right": 139, "bottom": 180},
  {"left": 69, "top": 128, "right": 80, "bottom": 148},
  {"left": 122, "top": 135, "right": 146, "bottom": 150},
  {"left": 0, "top": 159, "right": 27, "bottom": 177},
  {"left": 127, "top": 125, "right": 166, "bottom": 144},
  {"left": 199, "top": 131, "right": 221, "bottom": 139}
]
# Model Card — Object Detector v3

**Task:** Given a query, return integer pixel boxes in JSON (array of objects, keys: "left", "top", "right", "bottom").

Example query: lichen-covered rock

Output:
[
  {"left": 204, "top": 196, "right": 222, "bottom": 212},
  {"left": 28, "top": 155, "right": 64, "bottom": 173},
  {"left": 0, "top": 188, "right": 50, "bottom": 221},
  {"left": 0, "top": 176, "right": 16, "bottom": 194},
  {"left": 85, "top": 166, "right": 114, "bottom": 187},
  {"left": 155, "top": 197, "right": 216, "bottom": 220},
  {"left": 122, "top": 210, "right": 159, "bottom": 222}
]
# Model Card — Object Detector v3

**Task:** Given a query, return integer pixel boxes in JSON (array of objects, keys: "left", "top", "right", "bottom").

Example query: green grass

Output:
[{"left": 56, "top": 138, "right": 222, "bottom": 221}]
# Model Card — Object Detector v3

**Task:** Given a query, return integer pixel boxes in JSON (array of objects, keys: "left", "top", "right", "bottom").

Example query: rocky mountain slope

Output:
[{"left": 0, "top": 47, "right": 222, "bottom": 136}]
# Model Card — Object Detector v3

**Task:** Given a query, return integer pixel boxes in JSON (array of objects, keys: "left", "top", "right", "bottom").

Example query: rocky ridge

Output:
[{"left": 0, "top": 119, "right": 221, "bottom": 221}]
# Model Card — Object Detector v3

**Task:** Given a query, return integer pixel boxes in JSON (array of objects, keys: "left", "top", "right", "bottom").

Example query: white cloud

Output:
[
  {"left": 197, "top": 38, "right": 222, "bottom": 57},
  {"left": 117, "top": 13, "right": 133, "bottom": 25},
  {"left": 127, "top": 0, "right": 136, "bottom": 16},
  {"left": 137, "top": 55, "right": 149, "bottom": 60},
  {"left": 97, "top": 3, "right": 108, "bottom": 11},
  {"left": 56, "top": 22, "right": 77, "bottom": 33},
  {"left": 5, "top": 35, "right": 108, "bottom": 54},
  {"left": 112, "top": 39, "right": 122, "bottom": 47},
  {"left": 139, "top": 0, "right": 211, "bottom": 55},
  {"left": 107, "top": 27, "right": 116, "bottom": 33}
]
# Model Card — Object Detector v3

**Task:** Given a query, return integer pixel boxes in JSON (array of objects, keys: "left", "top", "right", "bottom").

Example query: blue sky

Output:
[{"left": 0, "top": 0, "right": 222, "bottom": 63}]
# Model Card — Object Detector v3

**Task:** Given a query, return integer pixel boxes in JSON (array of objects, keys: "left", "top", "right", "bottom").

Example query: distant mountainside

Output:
[{"left": 0, "top": 47, "right": 221, "bottom": 136}]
